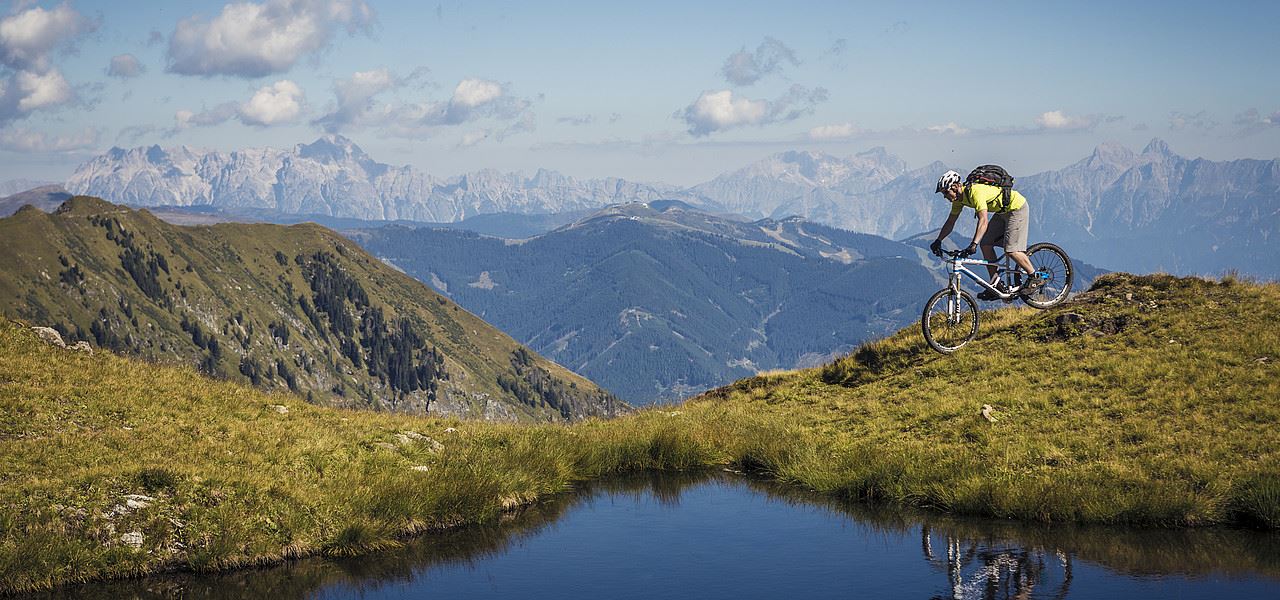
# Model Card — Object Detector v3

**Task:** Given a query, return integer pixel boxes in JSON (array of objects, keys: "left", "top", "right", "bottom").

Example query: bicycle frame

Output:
[{"left": 945, "top": 253, "right": 1023, "bottom": 301}]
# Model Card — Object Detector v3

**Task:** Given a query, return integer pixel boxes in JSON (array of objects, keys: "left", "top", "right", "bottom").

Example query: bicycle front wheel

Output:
[
  {"left": 1020, "top": 242, "right": 1074, "bottom": 309},
  {"left": 922, "top": 288, "right": 979, "bottom": 354}
]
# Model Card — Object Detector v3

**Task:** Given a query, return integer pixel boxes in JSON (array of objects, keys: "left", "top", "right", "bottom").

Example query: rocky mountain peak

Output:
[
  {"left": 145, "top": 144, "right": 168, "bottom": 163},
  {"left": 857, "top": 146, "right": 890, "bottom": 159},
  {"left": 296, "top": 135, "right": 367, "bottom": 164},
  {"left": 1089, "top": 141, "right": 1137, "bottom": 164},
  {"left": 1141, "top": 138, "right": 1174, "bottom": 158}
]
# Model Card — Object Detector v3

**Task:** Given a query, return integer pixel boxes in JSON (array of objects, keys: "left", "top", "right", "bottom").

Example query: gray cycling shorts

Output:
[{"left": 980, "top": 204, "right": 1029, "bottom": 253}]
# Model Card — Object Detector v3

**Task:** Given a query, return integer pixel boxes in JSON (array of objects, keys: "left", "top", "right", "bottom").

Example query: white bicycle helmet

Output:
[{"left": 935, "top": 170, "right": 962, "bottom": 193}]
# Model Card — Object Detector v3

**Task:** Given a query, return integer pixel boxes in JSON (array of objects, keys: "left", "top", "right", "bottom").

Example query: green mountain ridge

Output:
[
  {"left": 0, "top": 197, "right": 624, "bottom": 422},
  {"left": 353, "top": 202, "right": 952, "bottom": 405}
]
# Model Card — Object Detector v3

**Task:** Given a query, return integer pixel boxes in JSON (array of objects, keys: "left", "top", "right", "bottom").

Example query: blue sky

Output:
[{"left": 2, "top": 0, "right": 1278, "bottom": 185}]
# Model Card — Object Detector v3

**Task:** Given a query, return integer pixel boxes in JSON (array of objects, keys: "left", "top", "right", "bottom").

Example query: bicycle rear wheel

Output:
[
  {"left": 922, "top": 288, "right": 979, "bottom": 354},
  {"left": 1020, "top": 242, "right": 1073, "bottom": 309}
]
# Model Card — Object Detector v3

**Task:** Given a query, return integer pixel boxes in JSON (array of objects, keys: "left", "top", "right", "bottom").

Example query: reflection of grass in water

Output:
[
  {"left": 16, "top": 472, "right": 717, "bottom": 600},
  {"left": 32, "top": 471, "right": 1279, "bottom": 600},
  {"left": 742, "top": 476, "right": 1280, "bottom": 581}
]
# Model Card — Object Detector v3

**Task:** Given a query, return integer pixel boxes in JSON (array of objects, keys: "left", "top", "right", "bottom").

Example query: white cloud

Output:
[
  {"left": 1168, "top": 110, "right": 1217, "bottom": 132},
  {"left": 807, "top": 122, "right": 861, "bottom": 140},
  {"left": 166, "top": 0, "right": 375, "bottom": 78},
  {"left": 684, "top": 90, "right": 766, "bottom": 134},
  {"left": 451, "top": 78, "right": 502, "bottom": 108},
  {"left": 0, "top": 4, "right": 93, "bottom": 72},
  {"left": 558, "top": 114, "right": 594, "bottom": 126},
  {"left": 679, "top": 86, "right": 826, "bottom": 137},
  {"left": 1233, "top": 108, "right": 1280, "bottom": 136},
  {"left": 238, "top": 80, "right": 304, "bottom": 126},
  {"left": 0, "top": 4, "right": 95, "bottom": 125},
  {"left": 107, "top": 54, "right": 145, "bottom": 78},
  {"left": 1035, "top": 110, "right": 1096, "bottom": 130},
  {"left": 0, "top": 125, "right": 98, "bottom": 152},
  {"left": 458, "top": 130, "right": 488, "bottom": 147},
  {"left": 172, "top": 103, "right": 238, "bottom": 132},
  {"left": 13, "top": 69, "right": 70, "bottom": 111},
  {"left": 926, "top": 122, "right": 970, "bottom": 135},
  {"left": 439, "top": 78, "right": 517, "bottom": 124},
  {"left": 314, "top": 67, "right": 402, "bottom": 132},
  {"left": 169, "top": 80, "right": 307, "bottom": 132},
  {"left": 117, "top": 124, "right": 159, "bottom": 144},
  {"left": 721, "top": 37, "right": 799, "bottom": 86},
  {"left": 314, "top": 73, "right": 534, "bottom": 140},
  {"left": 806, "top": 110, "right": 1113, "bottom": 141}
]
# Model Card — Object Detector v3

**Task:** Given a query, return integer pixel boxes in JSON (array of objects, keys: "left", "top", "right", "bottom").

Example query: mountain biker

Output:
[{"left": 928, "top": 170, "right": 1043, "bottom": 300}]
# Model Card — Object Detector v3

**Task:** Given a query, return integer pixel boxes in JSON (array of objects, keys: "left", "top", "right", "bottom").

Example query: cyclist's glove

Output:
[
  {"left": 929, "top": 239, "right": 943, "bottom": 257},
  {"left": 959, "top": 243, "right": 978, "bottom": 258}
]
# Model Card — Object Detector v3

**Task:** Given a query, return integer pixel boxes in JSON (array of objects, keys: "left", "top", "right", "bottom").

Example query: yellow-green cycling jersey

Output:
[{"left": 948, "top": 183, "right": 1027, "bottom": 217}]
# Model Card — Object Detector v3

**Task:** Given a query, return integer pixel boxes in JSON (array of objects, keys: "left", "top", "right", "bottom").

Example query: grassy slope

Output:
[
  {"left": 2, "top": 273, "right": 1277, "bottom": 592},
  {"left": 0, "top": 318, "right": 788, "bottom": 593},
  {"left": 694, "top": 273, "right": 1280, "bottom": 527},
  {"left": 0, "top": 198, "right": 618, "bottom": 421}
]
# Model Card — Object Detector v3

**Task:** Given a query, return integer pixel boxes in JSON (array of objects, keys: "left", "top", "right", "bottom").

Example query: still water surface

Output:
[{"left": 30, "top": 472, "right": 1280, "bottom": 599}]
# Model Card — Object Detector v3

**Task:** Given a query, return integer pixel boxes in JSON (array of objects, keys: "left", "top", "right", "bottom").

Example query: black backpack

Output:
[{"left": 965, "top": 165, "right": 1014, "bottom": 210}]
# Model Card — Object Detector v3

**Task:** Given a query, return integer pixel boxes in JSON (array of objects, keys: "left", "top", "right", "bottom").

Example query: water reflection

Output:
[
  {"left": 20, "top": 471, "right": 1280, "bottom": 599},
  {"left": 919, "top": 526, "right": 1073, "bottom": 600}
]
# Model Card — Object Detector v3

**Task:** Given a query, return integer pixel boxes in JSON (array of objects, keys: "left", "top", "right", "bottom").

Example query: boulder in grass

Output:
[
  {"left": 31, "top": 326, "right": 66, "bottom": 348},
  {"left": 120, "top": 531, "right": 144, "bottom": 549}
]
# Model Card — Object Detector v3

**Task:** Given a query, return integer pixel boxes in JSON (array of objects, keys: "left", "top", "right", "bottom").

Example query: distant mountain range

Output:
[
  {"left": 0, "top": 178, "right": 56, "bottom": 197},
  {"left": 351, "top": 202, "right": 950, "bottom": 404},
  {"left": 0, "top": 185, "right": 70, "bottom": 217},
  {"left": 0, "top": 197, "right": 624, "bottom": 422},
  {"left": 65, "top": 136, "right": 673, "bottom": 222},
  {"left": 42, "top": 135, "right": 1279, "bottom": 278},
  {"left": 677, "top": 142, "right": 1279, "bottom": 277},
  {"left": 1019, "top": 140, "right": 1279, "bottom": 276}
]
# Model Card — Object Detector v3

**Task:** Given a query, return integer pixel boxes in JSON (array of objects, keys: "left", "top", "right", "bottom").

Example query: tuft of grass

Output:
[
  {"left": 134, "top": 468, "right": 179, "bottom": 493},
  {"left": 1232, "top": 473, "right": 1280, "bottom": 528}
]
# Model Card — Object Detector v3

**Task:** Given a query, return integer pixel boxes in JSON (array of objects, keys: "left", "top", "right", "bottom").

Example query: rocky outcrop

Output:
[{"left": 29, "top": 326, "right": 93, "bottom": 354}]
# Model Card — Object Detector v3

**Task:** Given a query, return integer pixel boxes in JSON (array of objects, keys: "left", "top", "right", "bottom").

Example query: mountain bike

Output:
[{"left": 921, "top": 243, "right": 1073, "bottom": 353}]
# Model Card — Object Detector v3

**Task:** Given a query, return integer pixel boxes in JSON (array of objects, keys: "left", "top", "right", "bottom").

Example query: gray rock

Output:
[
  {"left": 1055, "top": 313, "right": 1085, "bottom": 326},
  {"left": 981, "top": 404, "right": 999, "bottom": 423},
  {"left": 69, "top": 341, "right": 93, "bottom": 354},
  {"left": 395, "top": 431, "right": 443, "bottom": 452},
  {"left": 124, "top": 494, "right": 154, "bottom": 510},
  {"left": 32, "top": 326, "right": 65, "bottom": 348},
  {"left": 120, "top": 531, "right": 144, "bottom": 549}
]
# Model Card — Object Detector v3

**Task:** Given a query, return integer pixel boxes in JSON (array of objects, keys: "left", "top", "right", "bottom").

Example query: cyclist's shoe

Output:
[
  {"left": 977, "top": 282, "right": 1009, "bottom": 301},
  {"left": 1020, "top": 274, "right": 1047, "bottom": 295}
]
